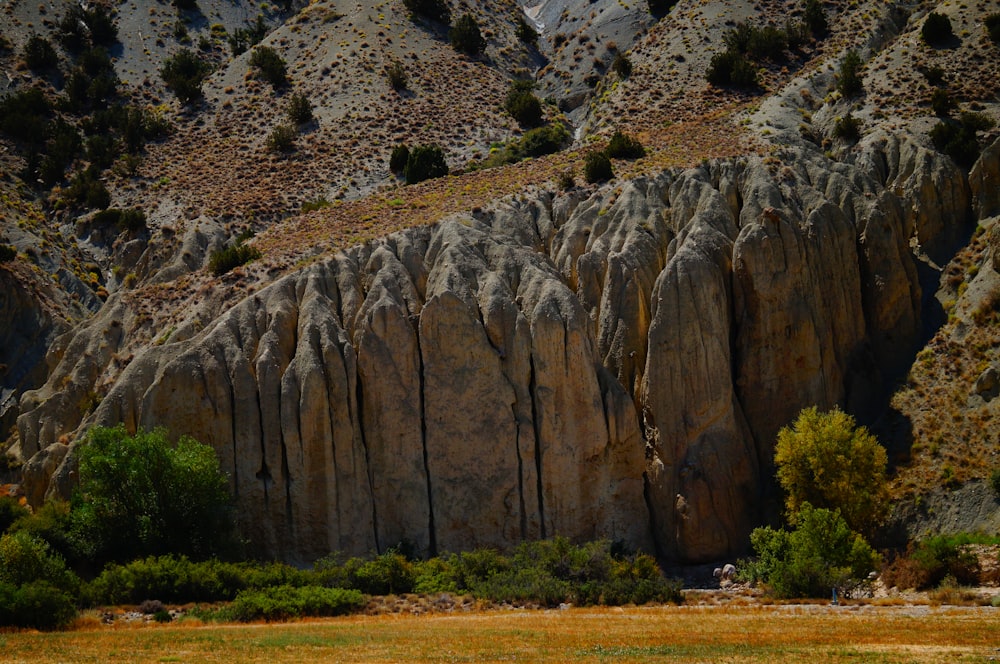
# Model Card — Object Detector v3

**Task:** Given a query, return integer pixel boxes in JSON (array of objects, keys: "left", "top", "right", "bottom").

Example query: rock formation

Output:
[{"left": 11, "top": 134, "right": 992, "bottom": 564}]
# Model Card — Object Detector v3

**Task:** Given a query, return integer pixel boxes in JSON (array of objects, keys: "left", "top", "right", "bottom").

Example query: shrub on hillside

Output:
[
  {"left": 837, "top": 50, "right": 863, "bottom": 97},
  {"left": 0, "top": 496, "right": 28, "bottom": 533},
  {"left": 930, "top": 88, "right": 954, "bottom": 117},
  {"left": 987, "top": 14, "right": 1000, "bottom": 45},
  {"left": 228, "top": 16, "right": 268, "bottom": 57},
  {"left": 403, "top": 0, "right": 450, "bottom": 24},
  {"left": 65, "top": 166, "right": 111, "bottom": 210},
  {"left": 0, "top": 87, "right": 52, "bottom": 146},
  {"left": 612, "top": 52, "right": 633, "bottom": 78},
  {"left": 706, "top": 49, "right": 758, "bottom": 88},
  {"left": 286, "top": 93, "right": 313, "bottom": 125},
  {"left": 647, "top": 0, "right": 679, "bottom": 16},
  {"left": 390, "top": 144, "right": 410, "bottom": 174},
  {"left": 161, "top": 49, "right": 211, "bottom": 103},
  {"left": 741, "top": 504, "right": 881, "bottom": 598},
  {"left": 57, "top": 4, "right": 118, "bottom": 51},
  {"left": 606, "top": 129, "right": 645, "bottom": 159},
  {"left": 833, "top": 114, "right": 861, "bottom": 142},
  {"left": 404, "top": 144, "right": 449, "bottom": 184},
  {"left": 804, "top": 0, "right": 828, "bottom": 37},
  {"left": 0, "top": 245, "right": 16, "bottom": 263},
  {"left": 504, "top": 80, "right": 544, "bottom": 127},
  {"left": 249, "top": 46, "right": 288, "bottom": 88},
  {"left": 267, "top": 124, "right": 297, "bottom": 153},
  {"left": 0, "top": 531, "right": 80, "bottom": 594},
  {"left": 23, "top": 35, "right": 59, "bottom": 73},
  {"left": 930, "top": 111, "right": 996, "bottom": 168},
  {"left": 450, "top": 14, "right": 486, "bottom": 56},
  {"left": 584, "top": 151, "right": 614, "bottom": 183},
  {"left": 209, "top": 242, "right": 262, "bottom": 275},
  {"left": 386, "top": 60, "right": 408, "bottom": 90},
  {"left": 921, "top": 12, "right": 953, "bottom": 46}
]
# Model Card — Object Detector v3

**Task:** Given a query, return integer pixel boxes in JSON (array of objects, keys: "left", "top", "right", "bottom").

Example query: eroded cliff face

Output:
[{"left": 14, "top": 133, "right": 989, "bottom": 563}]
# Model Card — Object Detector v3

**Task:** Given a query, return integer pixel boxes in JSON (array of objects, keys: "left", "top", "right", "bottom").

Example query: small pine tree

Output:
[
  {"left": 161, "top": 49, "right": 211, "bottom": 103},
  {"left": 987, "top": 14, "right": 1000, "bottom": 45},
  {"left": 606, "top": 130, "right": 645, "bottom": 159},
  {"left": 404, "top": 145, "right": 448, "bottom": 184},
  {"left": 504, "top": 81, "right": 544, "bottom": 127},
  {"left": 449, "top": 14, "right": 486, "bottom": 56},
  {"left": 584, "top": 151, "right": 613, "bottom": 183},
  {"left": 804, "top": 0, "right": 828, "bottom": 37},
  {"left": 612, "top": 52, "right": 633, "bottom": 78},
  {"left": 921, "top": 12, "right": 953, "bottom": 46},
  {"left": 836, "top": 51, "right": 863, "bottom": 97},
  {"left": 403, "top": 0, "right": 450, "bottom": 23},
  {"left": 390, "top": 145, "right": 410, "bottom": 175},
  {"left": 286, "top": 93, "right": 313, "bottom": 125},
  {"left": 249, "top": 46, "right": 288, "bottom": 88},
  {"left": 23, "top": 35, "right": 59, "bottom": 73}
]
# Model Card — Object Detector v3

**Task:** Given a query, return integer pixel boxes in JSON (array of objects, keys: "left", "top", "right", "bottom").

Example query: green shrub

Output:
[
  {"left": 0, "top": 496, "right": 28, "bottom": 533},
  {"left": 606, "top": 130, "right": 645, "bottom": 159},
  {"left": 990, "top": 468, "right": 1000, "bottom": 498},
  {"left": 921, "top": 12, "right": 953, "bottom": 46},
  {"left": 837, "top": 51, "right": 863, "bottom": 97},
  {"left": 23, "top": 35, "right": 59, "bottom": 72},
  {"left": 930, "top": 88, "right": 954, "bottom": 116},
  {"left": 919, "top": 64, "right": 946, "bottom": 85},
  {"left": 224, "top": 585, "right": 364, "bottom": 622},
  {"left": 267, "top": 124, "right": 297, "bottom": 153},
  {"left": 775, "top": 406, "right": 888, "bottom": 535},
  {"left": 930, "top": 111, "right": 996, "bottom": 168},
  {"left": 986, "top": 14, "right": 1000, "bottom": 44},
  {"left": 390, "top": 144, "right": 410, "bottom": 174},
  {"left": 249, "top": 46, "right": 288, "bottom": 88},
  {"left": 93, "top": 207, "right": 147, "bottom": 233},
  {"left": 706, "top": 49, "right": 758, "bottom": 88},
  {"left": 558, "top": 170, "right": 575, "bottom": 190},
  {"left": 0, "top": 87, "right": 52, "bottom": 146},
  {"left": 515, "top": 123, "right": 570, "bottom": 159},
  {"left": 0, "top": 245, "right": 14, "bottom": 263},
  {"left": 285, "top": 93, "right": 313, "bottom": 125},
  {"left": 504, "top": 81, "right": 544, "bottom": 127},
  {"left": 0, "top": 581, "right": 77, "bottom": 630},
  {"left": 0, "top": 531, "right": 80, "bottom": 594},
  {"left": 743, "top": 503, "right": 880, "bottom": 598},
  {"left": 833, "top": 114, "right": 861, "bottom": 142},
  {"left": 228, "top": 16, "right": 268, "bottom": 57},
  {"left": 881, "top": 534, "right": 995, "bottom": 590},
  {"left": 386, "top": 60, "right": 407, "bottom": 90},
  {"left": 66, "top": 166, "right": 111, "bottom": 210},
  {"left": 584, "top": 151, "right": 613, "bottom": 183},
  {"left": 209, "top": 242, "right": 262, "bottom": 275},
  {"left": 161, "top": 49, "right": 211, "bottom": 103},
  {"left": 647, "top": 0, "right": 679, "bottom": 15},
  {"left": 403, "top": 0, "right": 450, "bottom": 23},
  {"left": 404, "top": 144, "right": 448, "bottom": 184},
  {"left": 612, "top": 52, "right": 633, "bottom": 78},
  {"left": 344, "top": 551, "right": 415, "bottom": 595},
  {"left": 74, "top": 425, "right": 239, "bottom": 562},
  {"left": 804, "top": 0, "right": 828, "bottom": 37},
  {"left": 450, "top": 14, "right": 486, "bottom": 55},
  {"left": 57, "top": 4, "right": 118, "bottom": 51}
]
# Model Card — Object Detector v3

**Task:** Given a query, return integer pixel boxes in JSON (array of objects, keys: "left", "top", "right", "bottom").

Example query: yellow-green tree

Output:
[{"left": 775, "top": 406, "right": 888, "bottom": 535}]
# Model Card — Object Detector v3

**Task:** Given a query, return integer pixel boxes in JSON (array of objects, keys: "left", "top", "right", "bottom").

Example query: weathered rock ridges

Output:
[{"left": 14, "top": 133, "right": 990, "bottom": 563}]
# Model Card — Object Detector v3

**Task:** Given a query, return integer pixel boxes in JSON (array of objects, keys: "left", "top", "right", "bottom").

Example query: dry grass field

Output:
[{"left": 2, "top": 603, "right": 998, "bottom": 663}]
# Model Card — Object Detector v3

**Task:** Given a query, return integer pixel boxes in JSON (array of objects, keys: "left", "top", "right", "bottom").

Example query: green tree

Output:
[
  {"left": 744, "top": 503, "right": 880, "bottom": 598},
  {"left": 775, "top": 406, "right": 888, "bottom": 535},
  {"left": 584, "top": 151, "right": 613, "bottom": 183},
  {"left": 23, "top": 35, "right": 59, "bottom": 73},
  {"left": 74, "top": 425, "right": 238, "bottom": 562},
  {"left": 504, "top": 80, "right": 543, "bottom": 127},
  {"left": 249, "top": 46, "right": 288, "bottom": 88},
  {"left": 404, "top": 144, "right": 448, "bottom": 184},
  {"left": 449, "top": 14, "right": 486, "bottom": 56},
  {"left": 161, "top": 49, "right": 211, "bottom": 103},
  {"left": 921, "top": 12, "right": 953, "bottom": 46},
  {"left": 403, "top": 0, "right": 450, "bottom": 23},
  {"left": 837, "top": 51, "right": 863, "bottom": 97}
]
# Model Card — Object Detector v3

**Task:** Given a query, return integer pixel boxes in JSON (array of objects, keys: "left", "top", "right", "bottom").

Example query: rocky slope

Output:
[{"left": 2, "top": 0, "right": 1000, "bottom": 563}]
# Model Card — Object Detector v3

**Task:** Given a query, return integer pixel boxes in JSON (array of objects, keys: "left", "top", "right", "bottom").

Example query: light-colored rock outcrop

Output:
[{"left": 13, "top": 133, "right": 985, "bottom": 563}]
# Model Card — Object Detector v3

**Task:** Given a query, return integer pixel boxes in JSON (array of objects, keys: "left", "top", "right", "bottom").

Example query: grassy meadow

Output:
[{"left": 1, "top": 603, "right": 996, "bottom": 663}]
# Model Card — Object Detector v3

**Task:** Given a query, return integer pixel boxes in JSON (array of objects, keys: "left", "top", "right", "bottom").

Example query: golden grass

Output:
[{"left": 1, "top": 604, "right": 996, "bottom": 663}]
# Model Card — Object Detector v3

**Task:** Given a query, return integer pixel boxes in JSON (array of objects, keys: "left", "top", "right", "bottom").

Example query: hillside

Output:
[{"left": 1, "top": 0, "right": 998, "bottom": 562}]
